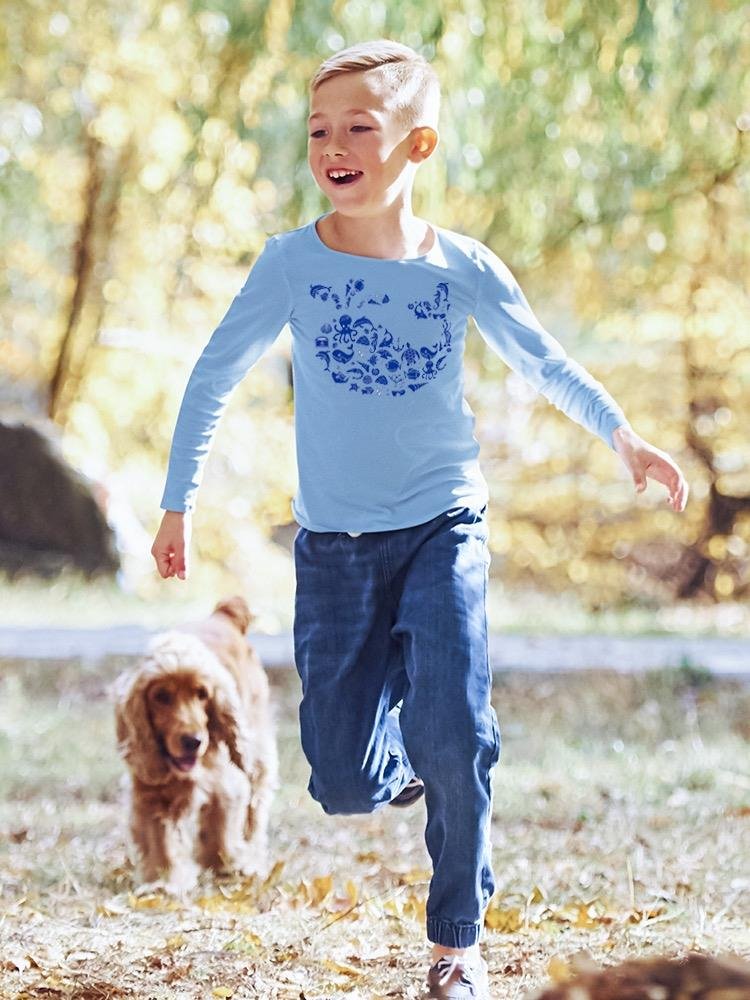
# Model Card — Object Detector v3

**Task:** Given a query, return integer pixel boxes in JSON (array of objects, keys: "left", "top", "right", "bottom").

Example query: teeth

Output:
[{"left": 328, "top": 169, "right": 361, "bottom": 178}]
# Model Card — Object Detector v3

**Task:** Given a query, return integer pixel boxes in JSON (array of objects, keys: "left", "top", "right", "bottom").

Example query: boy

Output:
[{"left": 152, "top": 39, "right": 688, "bottom": 1000}]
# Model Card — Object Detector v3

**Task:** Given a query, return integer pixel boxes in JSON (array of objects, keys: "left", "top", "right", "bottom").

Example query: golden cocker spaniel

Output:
[
  {"left": 114, "top": 596, "right": 277, "bottom": 894},
  {"left": 533, "top": 951, "right": 750, "bottom": 999}
]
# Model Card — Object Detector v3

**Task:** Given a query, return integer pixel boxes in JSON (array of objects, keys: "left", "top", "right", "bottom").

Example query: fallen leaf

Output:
[
  {"left": 344, "top": 878, "right": 359, "bottom": 905},
  {"left": 223, "top": 931, "right": 263, "bottom": 954},
  {"left": 322, "top": 958, "right": 363, "bottom": 978},
  {"left": 575, "top": 903, "right": 599, "bottom": 928},
  {"left": 402, "top": 891, "right": 426, "bottom": 924},
  {"left": 260, "top": 859, "right": 285, "bottom": 891},
  {"left": 128, "top": 891, "right": 180, "bottom": 911},
  {"left": 355, "top": 850, "right": 380, "bottom": 863},
  {"left": 396, "top": 867, "right": 431, "bottom": 885},
  {"left": 310, "top": 874, "right": 333, "bottom": 905},
  {"left": 547, "top": 955, "right": 573, "bottom": 983},
  {"left": 484, "top": 902, "right": 523, "bottom": 932},
  {"left": 628, "top": 906, "right": 666, "bottom": 924},
  {"left": 97, "top": 897, "right": 130, "bottom": 917},
  {"left": 528, "top": 884, "right": 547, "bottom": 903},
  {"left": 4, "top": 954, "right": 30, "bottom": 972}
]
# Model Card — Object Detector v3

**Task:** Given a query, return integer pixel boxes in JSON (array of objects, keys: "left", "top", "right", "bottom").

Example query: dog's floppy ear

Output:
[
  {"left": 207, "top": 670, "right": 254, "bottom": 775},
  {"left": 213, "top": 595, "right": 254, "bottom": 635},
  {"left": 113, "top": 666, "right": 171, "bottom": 786}
]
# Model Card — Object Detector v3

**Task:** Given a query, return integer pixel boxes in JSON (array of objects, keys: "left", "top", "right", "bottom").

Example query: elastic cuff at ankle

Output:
[{"left": 426, "top": 917, "right": 481, "bottom": 948}]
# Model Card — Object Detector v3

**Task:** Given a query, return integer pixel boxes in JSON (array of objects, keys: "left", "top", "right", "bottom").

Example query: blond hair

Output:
[{"left": 309, "top": 39, "right": 440, "bottom": 133}]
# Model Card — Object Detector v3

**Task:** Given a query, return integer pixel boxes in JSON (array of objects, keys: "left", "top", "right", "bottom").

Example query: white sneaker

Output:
[{"left": 425, "top": 953, "right": 490, "bottom": 998}]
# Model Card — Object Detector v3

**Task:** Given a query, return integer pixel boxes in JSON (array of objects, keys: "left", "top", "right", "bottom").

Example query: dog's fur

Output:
[
  {"left": 114, "top": 596, "right": 277, "bottom": 893},
  {"left": 533, "top": 951, "right": 750, "bottom": 999}
]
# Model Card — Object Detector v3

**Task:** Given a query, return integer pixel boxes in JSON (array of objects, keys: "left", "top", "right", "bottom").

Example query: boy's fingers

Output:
[
  {"left": 625, "top": 447, "right": 688, "bottom": 511},
  {"left": 152, "top": 521, "right": 190, "bottom": 580},
  {"left": 153, "top": 544, "right": 183, "bottom": 579},
  {"left": 171, "top": 550, "right": 186, "bottom": 580},
  {"left": 672, "top": 477, "right": 688, "bottom": 512},
  {"left": 153, "top": 548, "right": 172, "bottom": 578},
  {"left": 174, "top": 546, "right": 189, "bottom": 580}
]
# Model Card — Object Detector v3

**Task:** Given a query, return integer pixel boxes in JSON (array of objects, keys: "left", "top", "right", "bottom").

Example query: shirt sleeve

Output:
[
  {"left": 470, "top": 239, "right": 630, "bottom": 450},
  {"left": 160, "top": 235, "right": 292, "bottom": 513}
]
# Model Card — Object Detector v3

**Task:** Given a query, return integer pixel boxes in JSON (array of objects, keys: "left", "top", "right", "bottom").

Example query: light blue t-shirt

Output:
[{"left": 160, "top": 213, "right": 629, "bottom": 532}]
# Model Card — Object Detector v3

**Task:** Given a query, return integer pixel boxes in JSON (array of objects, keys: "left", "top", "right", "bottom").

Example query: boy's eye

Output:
[{"left": 309, "top": 126, "right": 371, "bottom": 138}]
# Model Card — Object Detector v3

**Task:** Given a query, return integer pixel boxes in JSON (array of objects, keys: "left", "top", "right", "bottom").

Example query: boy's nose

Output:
[{"left": 322, "top": 131, "right": 349, "bottom": 156}]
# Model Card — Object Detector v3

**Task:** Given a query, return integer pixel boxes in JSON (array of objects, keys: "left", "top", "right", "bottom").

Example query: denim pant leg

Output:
[
  {"left": 292, "top": 528, "right": 417, "bottom": 814},
  {"left": 390, "top": 506, "right": 501, "bottom": 948}
]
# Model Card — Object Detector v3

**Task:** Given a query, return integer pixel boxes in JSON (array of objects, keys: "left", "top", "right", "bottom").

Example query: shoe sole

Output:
[{"left": 389, "top": 779, "right": 425, "bottom": 808}]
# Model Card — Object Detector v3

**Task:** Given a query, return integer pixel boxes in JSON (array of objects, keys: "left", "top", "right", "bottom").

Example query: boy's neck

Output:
[{"left": 318, "top": 208, "right": 435, "bottom": 260}]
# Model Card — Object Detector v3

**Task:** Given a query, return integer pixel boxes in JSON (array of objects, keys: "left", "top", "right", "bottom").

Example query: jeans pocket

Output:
[{"left": 445, "top": 502, "right": 487, "bottom": 526}]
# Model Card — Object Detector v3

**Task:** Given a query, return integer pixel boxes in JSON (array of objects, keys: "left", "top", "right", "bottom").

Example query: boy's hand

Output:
[
  {"left": 151, "top": 510, "right": 192, "bottom": 580},
  {"left": 612, "top": 426, "right": 689, "bottom": 512}
]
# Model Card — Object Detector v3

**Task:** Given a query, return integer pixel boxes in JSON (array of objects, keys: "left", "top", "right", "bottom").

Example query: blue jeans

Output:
[{"left": 292, "top": 504, "right": 501, "bottom": 948}]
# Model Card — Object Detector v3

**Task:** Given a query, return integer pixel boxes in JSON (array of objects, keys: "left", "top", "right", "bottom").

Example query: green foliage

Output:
[{"left": 1, "top": 0, "right": 748, "bottom": 610}]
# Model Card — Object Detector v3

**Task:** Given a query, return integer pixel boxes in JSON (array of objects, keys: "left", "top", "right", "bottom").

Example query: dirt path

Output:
[{"left": 0, "top": 626, "right": 748, "bottom": 674}]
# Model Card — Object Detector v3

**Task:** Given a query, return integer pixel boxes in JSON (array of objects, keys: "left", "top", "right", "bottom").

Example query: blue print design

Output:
[{"left": 309, "top": 278, "right": 452, "bottom": 395}]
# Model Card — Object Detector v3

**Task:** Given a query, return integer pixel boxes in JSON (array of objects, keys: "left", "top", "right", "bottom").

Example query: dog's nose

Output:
[{"left": 181, "top": 734, "right": 202, "bottom": 752}]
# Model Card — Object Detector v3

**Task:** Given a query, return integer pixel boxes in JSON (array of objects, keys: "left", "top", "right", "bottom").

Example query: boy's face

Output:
[{"left": 307, "top": 69, "right": 436, "bottom": 214}]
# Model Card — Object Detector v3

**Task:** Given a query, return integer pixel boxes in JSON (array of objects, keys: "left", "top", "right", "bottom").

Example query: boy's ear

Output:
[{"left": 410, "top": 126, "right": 439, "bottom": 161}]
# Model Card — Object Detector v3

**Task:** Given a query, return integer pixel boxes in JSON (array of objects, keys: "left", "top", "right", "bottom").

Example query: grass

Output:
[
  {"left": 1, "top": 656, "right": 749, "bottom": 999},
  {"left": 3, "top": 568, "right": 750, "bottom": 639}
]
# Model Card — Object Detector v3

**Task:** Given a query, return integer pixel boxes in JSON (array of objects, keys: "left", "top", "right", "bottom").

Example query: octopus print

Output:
[{"left": 309, "top": 277, "right": 452, "bottom": 396}]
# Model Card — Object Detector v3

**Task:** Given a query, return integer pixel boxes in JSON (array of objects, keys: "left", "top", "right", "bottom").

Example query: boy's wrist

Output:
[{"left": 612, "top": 424, "right": 638, "bottom": 447}]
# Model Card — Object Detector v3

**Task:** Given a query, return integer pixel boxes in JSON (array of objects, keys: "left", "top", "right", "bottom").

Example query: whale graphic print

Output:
[{"left": 309, "top": 277, "right": 452, "bottom": 396}]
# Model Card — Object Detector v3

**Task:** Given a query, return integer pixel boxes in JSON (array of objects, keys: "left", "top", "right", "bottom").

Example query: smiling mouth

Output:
[
  {"left": 327, "top": 169, "right": 363, "bottom": 185},
  {"left": 167, "top": 751, "right": 199, "bottom": 772}
]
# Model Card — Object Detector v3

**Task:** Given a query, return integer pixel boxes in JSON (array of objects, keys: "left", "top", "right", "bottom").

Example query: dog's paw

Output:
[
  {"left": 134, "top": 867, "right": 199, "bottom": 898},
  {"left": 214, "top": 851, "right": 268, "bottom": 881},
  {"left": 240, "top": 852, "right": 271, "bottom": 880},
  {"left": 133, "top": 878, "right": 172, "bottom": 898}
]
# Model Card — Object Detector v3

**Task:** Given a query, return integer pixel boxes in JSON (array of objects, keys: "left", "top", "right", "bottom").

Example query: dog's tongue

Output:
[{"left": 172, "top": 754, "right": 197, "bottom": 772}]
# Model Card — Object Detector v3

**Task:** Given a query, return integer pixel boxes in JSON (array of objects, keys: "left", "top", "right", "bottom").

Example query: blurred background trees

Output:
[{"left": 1, "top": 0, "right": 748, "bottom": 629}]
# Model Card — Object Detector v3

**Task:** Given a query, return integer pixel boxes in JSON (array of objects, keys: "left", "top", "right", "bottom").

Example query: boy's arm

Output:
[
  {"left": 159, "top": 235, "right": 292, "bottom": 515},
  {"left": 470, "top": 240, "right": 688, "bottom": 511},
  {"left": 611, "top": 425, "right": 688, "bottom": 511},
  {"left": 153, "top": 236, "right": 293, "bottom": 581},
  {"left": 152, "top": 509, "right": 191, "bottom": 580}
]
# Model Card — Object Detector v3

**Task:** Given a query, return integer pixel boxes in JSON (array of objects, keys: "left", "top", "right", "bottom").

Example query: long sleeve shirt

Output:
[{"left": 160, "top": 212, "right": 629, "bottom": 532}]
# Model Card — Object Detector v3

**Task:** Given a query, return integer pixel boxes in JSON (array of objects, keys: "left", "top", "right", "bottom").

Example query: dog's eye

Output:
[
  {"left": 196, "top": 686, "right": 209, "bottom": 700},
  {"left": 153, "top": 688, "right": 172, "bottom": 705}
]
